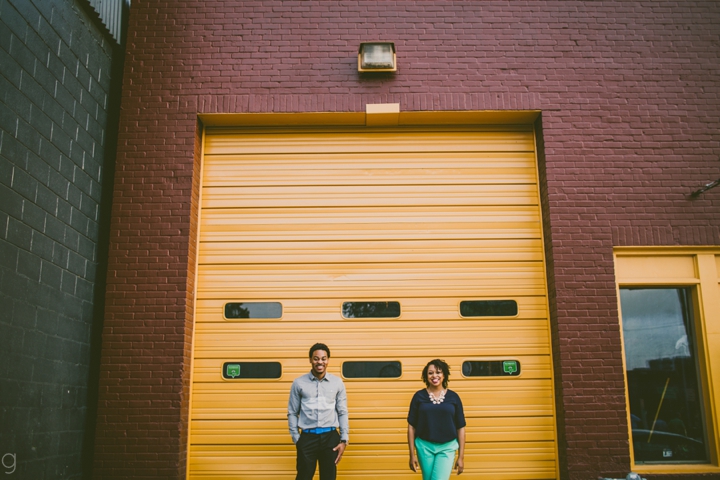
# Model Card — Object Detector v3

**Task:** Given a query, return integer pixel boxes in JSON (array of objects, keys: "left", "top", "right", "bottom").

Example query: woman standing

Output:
[{"left": 407, "top": 359, "right": 466, "bottom": 479}]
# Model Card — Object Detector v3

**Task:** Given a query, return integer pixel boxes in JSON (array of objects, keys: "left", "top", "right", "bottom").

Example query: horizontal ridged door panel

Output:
[{"left": 189, "top": 127, "right": 557, "bottom": 479}]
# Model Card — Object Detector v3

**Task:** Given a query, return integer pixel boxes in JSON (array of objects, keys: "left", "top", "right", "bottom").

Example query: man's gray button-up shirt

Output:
[{"left": 288, "top": 372, "right": 349, "bottom": 444}]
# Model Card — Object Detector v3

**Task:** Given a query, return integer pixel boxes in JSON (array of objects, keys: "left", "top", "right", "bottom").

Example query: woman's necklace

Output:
[{"left": 428, "top": 389, "right": 446, "bottom": 405}]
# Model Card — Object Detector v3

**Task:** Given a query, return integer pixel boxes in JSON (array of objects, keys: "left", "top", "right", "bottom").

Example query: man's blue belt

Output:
[{"left": 302, "top": 427, "right": 336, "bottom": 434}]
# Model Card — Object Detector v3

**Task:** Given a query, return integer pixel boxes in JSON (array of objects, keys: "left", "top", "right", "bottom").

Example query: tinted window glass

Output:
[
  {"left": 620, "top": 288, "right": 709, "bottom": 464},
  {"left": 342, "top": 361, "right": 402, "bottom": 378},
  {"left": 462, "top": 360, "right": 521, "bottom": 377},
  {"left": 342, "top": 301, "right": 400, "bottom": 318},
  {"left": 460, "top": 300, "right": 517, "bottom": 317},
  {"left": 222, "top": 362, "right": 282, "bottom": 379},
  {"left": 225, "top": 302, "right": 282, "bottom": 319}
]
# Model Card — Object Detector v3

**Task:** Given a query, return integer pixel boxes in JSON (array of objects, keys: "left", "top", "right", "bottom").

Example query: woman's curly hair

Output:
[{"left": 422, "top": 359, "right": 450, "bottom": 389}]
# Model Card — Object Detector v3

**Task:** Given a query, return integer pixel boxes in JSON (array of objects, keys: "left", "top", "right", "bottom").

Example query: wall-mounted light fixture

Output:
[
  {"left": 690, "top": 177, "right": 720, "bottom": 198},
  {"left": 358, "top": 42, "right": 396, "bottom": 72}
]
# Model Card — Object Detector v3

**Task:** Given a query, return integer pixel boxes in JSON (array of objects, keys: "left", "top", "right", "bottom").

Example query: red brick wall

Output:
[{"left": 94, "top": 1, "right": 720, "bottom": 479}]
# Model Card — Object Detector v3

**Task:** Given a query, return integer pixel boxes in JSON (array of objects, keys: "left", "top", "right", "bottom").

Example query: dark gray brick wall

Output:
[{"left": 0, "top": 0, "right": 119, "bottom": 477}]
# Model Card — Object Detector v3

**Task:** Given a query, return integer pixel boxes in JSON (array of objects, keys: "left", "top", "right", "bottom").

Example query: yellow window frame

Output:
[{"left": 614, "top": 247, "right": 720, "bottom": 475}]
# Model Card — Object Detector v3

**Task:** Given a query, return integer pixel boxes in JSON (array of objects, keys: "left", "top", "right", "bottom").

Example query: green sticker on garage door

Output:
[
  {"left": 226, "top": 364, "right": 241, "bottom": 378},
  {"left": 503, "top": 360, "right": 518, "bottom": 375}
]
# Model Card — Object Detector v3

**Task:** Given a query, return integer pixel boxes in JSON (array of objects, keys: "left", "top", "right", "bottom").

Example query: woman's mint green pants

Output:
[{"left": 414, "top": 437, "right": 459, "bottom": 480}]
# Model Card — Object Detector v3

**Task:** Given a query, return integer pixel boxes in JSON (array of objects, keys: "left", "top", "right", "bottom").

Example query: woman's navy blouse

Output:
[{"left": 407, "top": 389, "right": 466, "bottom": 444}]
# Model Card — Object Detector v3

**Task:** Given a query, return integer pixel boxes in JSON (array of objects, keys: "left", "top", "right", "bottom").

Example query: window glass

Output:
[
  {"left": 222, "top": 362, "right": 282, "bottom": 379},
  {"left": 462, "top": 360, "right": 521, "bottom": 377},
  {"left": 342, "top": 361, "right": 402, "bottom": 378},
  {"left": 620, "top": 288, "right": 709, "bottom": 463},
  {"left": 460, "top": 300, "right": 517, "bottom": 317},
  {"left": 342, "top": 301, "right": 400, "bottom": 318},
  {"left": 224, "top": 302, "right": 282, "bottom": 319}
]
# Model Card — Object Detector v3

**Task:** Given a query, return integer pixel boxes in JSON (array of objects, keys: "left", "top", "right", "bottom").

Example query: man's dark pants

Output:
[{"left": 295, "top": 430, "right": 340, "bottom": 480}]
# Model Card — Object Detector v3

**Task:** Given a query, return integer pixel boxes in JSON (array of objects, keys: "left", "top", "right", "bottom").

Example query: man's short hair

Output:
[{"left": 309, "top": 343, "right": 331, "bottom": 358}]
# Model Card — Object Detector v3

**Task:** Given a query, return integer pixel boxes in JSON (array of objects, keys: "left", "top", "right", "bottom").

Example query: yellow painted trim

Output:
[
  {"left": 534, "top": 121, "right": 561, "bottom": 480},
  {"left": 697, "top": 254, "right": 720, "bottom": 464},
  {"left": 198, "top": 110, "right": 541, "bottom": 128},
  {"left": 614, "top": 247, "right": 720, "bottom": 474},
  {"left": 185, "top": 126, "right": 207, "bottom": 479},
  {"left": 615, "top": 271, "right": 636, "bottom": 466},
  {"left": 614, "top": 245, "right": 720, "bottom": 255},
  {"left": 633, "top": 465, "right": 720, "bottom": 475}
]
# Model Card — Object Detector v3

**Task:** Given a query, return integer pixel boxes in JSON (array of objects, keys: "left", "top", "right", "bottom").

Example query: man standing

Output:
[{"left": 288, "top": 343, "right": 349, "bottom": 480}]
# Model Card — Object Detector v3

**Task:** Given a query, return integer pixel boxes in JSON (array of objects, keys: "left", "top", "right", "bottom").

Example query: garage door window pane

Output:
[
  {"left": 223, "top": 362, "right": 282, "bottom": 379},
  {"left": 460, "top": 300, "right": 517, "bottom": 317},
  {"left": 225, "top": 302, "right": 282, "bottom": 319},
  {"left": 620, "top": 288, "right": 709, "bottom": 464},
  {"left": 343, "top": 361, "right": 402, "bottom": 378},
  {"left": 342, "top": 301, "right": 400, "bottom": 318},
  {"left": 462, "top": 360, "right": 521, "bottom": 377}
]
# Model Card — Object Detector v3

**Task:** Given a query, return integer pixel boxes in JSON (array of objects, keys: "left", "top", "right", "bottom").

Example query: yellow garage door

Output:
[{"left": 189, "top": 126, "right": 558, "bottom": 479}]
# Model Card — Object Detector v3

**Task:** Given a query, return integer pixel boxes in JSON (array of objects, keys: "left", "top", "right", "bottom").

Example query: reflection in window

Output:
[
  {"left": 460, "top": 300, "right": 517, "bottom": 317},
  {"left": 620, "top": 288, "right": 708, "bottom": 464},
  {"left": 225, "top": 302, "right": 282, "bottom": 319},
  {"left": 342, "top": 361, "right": 402, "bottom": 378},
  {"left": 342, "top": 301, "right": 400, "bottom": 318},
  {"left": 462, "top": 360, "right": 521, "bottom": 377}
]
